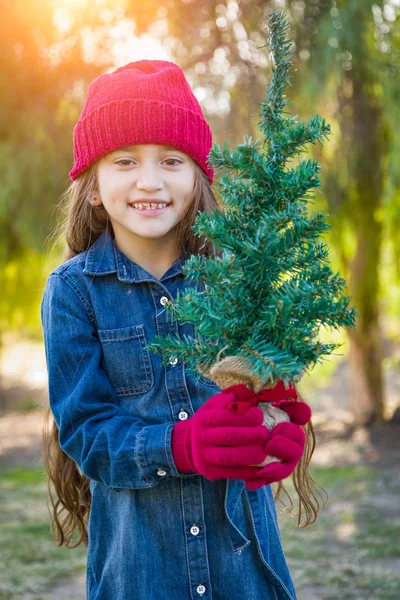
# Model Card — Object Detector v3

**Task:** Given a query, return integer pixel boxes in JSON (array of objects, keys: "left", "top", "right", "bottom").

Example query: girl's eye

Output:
[
  {"left": 115, "top": 159, "right": 134, "bottom": 167},
  {"left": 114, "top": 158, "right": 183, "bottom": 167},
  {"left": 163, "top": 158, "right": 183, "bottom": 167}
]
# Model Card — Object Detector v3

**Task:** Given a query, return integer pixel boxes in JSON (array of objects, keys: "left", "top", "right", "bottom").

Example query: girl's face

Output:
[{"left": 96, "top": 144, "right": 196, "bottom": 250}]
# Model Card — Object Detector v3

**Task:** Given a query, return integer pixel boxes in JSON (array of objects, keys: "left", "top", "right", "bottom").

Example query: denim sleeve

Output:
[{"left": 40, "top": 273, "right": 180, "bottom": 489}]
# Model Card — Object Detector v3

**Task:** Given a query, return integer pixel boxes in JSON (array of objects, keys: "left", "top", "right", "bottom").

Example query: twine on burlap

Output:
[{"left": 198, "top": 354, "right": 290, "bottom": 467}]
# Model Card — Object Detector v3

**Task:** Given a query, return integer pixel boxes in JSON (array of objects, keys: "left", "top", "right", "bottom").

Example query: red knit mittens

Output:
[
  {"left": 171, "top": 386, "right": 269, "bottom": 481},
  {"left": 171, "top": 381, "right": 312, "bottom": 490}
]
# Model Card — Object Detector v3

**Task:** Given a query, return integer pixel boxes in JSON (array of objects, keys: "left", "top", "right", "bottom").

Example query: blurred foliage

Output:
[
  {"left": 0, "top": 0, "right": 119, "bottom": 336},
  {"left": 0, "top": 0, "right": 399, "bottom": 354},
  {"left": 290, "top": 0, "right": 400, "bottom": 325}
]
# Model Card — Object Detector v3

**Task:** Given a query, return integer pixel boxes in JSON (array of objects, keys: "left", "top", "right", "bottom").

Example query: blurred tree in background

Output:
[
  {"left": 0, "top": 0, "right": 124, "bottom": 339},
  {"left": 1, "top": 0, "right": 399, "bottom": 424},
  {"left": 289, "top": 0, "right": 400, "bottom": 423}
]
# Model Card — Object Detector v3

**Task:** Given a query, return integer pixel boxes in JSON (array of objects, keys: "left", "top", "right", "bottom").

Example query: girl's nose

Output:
[
  {"left": 135, "top": 165, "right": 164, "bottom": 192},
  {"left": 136, "top": 182, "right": 162, "bottom": 193}
]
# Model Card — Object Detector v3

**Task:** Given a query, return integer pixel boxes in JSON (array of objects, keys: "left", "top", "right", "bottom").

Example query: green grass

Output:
[
  {"left": 278, "top": 465, "right": 400, "bottom": 600},
  {"left": 0, "top": 466, "right": 86, "bottom": 599}
]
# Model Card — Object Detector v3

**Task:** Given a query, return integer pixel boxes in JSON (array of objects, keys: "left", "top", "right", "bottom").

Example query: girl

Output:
[{"left": 41, "top": 60, "right": 318, "bottom": 600}]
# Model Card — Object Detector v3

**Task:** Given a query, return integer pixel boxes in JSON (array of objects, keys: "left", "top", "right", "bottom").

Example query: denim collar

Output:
[{"left": 83, "top": 229, "right": 187, "bottom": 283}]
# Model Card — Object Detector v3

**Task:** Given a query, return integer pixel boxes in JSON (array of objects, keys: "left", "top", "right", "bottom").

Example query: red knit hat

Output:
[{"left": 69, "top": 60, "right": 214, "bottom": 183}]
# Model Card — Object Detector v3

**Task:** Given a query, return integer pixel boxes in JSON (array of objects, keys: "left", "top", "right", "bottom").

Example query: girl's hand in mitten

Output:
[
  {"left": 257, "top": 380, "right": 312, "bottom": 426},
  {"left": 171, "top": 387, "right": 269, "bottom": 482},
  {"left": 244, "top": 421, "right": 306, "bottom": 491}
]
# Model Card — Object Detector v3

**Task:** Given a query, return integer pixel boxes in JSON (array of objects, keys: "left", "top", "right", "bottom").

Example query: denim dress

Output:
[{"left": 41, "top": 229, "right": 297, "bottom": 600}]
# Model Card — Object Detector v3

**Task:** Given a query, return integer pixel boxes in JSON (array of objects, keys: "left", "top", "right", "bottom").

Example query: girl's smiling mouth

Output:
[{"left": 128, "top": 202, "right": 170, "bottom": 217}]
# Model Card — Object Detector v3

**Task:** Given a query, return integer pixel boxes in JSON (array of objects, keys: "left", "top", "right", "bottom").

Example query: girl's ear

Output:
[{"left": 90, "top": 196, "right": 102, "bottom": 207}]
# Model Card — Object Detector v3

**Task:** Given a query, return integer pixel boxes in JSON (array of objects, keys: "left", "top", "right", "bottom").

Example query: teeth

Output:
[{"left": 132, "top": 202, "right": 168, "bottom": 210}]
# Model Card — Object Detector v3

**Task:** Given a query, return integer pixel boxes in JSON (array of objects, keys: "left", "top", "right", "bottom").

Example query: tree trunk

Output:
[
  {"left": 347, "top": 315, "right": 384, "bottom": 424},
  {"left": 345, "top": 66, "right": 388, "bottom": 424}
]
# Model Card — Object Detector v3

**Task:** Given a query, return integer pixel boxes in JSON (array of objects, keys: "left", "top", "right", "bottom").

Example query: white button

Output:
[
  {"left": 190, "top": 525, "right": 200, "bottom": 536},
  {"left": 169, "top": 356, "right": 178, "bottom": 366},
  {"left": 157, "top": 469, "right": 167, "bottom": 477},
  {"left": 160, "top": 296, "right": 170, "bottom": 306},
  {"left": 179, "top": 411, "right": 188, "bottom": 420},
  {"left": 196, "top": 585, "right": 206, "bottom": 595}
]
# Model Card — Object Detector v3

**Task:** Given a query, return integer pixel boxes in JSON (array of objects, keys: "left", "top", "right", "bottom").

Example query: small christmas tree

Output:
[{"left": 146, "top": 11, "right": 357, "bottom": 393}]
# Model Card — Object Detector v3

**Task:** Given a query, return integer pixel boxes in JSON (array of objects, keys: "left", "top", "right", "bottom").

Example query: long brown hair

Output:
[{"left": 42, "top": 159, "right": 326, "bottom": 548}]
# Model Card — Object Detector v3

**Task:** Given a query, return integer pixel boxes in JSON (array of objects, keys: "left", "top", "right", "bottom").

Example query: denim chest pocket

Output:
[{"left": 98, "top": 325, "right": 154, "bottom": 397}]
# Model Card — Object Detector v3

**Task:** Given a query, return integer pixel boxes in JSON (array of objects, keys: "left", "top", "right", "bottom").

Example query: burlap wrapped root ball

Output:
[{"left": 198, "top": 355, "right": 299, "bottom": 468}]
